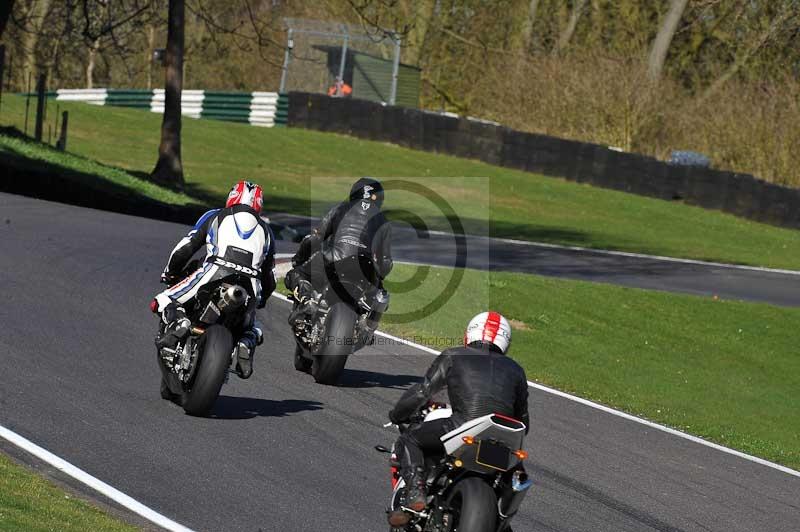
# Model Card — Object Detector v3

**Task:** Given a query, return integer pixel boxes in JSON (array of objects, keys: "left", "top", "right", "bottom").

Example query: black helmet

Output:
[{"left": 349, "top": 177, "right": 384, "bottom": 205}]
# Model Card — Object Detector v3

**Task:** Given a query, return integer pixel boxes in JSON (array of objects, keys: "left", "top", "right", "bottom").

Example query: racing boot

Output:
[
  {"left": 292, "top": 279, "right": 315, "bottom": 304},
  {"left": 156, "top": 303, "right": 191, "bottom": 349},
  {"left": 387, "top": 467, "right": 426, "bottom": 527},
  {"left": 288, "top": 280, "right": 318, "bottom": 325},
  {"left": 235, "top": 324, "right": 263, "bottom": 379}
]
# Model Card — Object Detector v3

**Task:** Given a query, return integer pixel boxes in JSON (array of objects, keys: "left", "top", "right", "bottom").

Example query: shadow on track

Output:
[
  {"left": 528, "top": 461, "right": 687, "bottom": 532},
  {"left": 336, "top": 369, "right": 420, "bottom": 389},
  {"left": 210, "top": 396, "right": 323, "bottom": 420}
]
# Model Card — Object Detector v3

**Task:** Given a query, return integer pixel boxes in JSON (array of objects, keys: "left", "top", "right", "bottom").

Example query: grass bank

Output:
[
  {"left": 1, "top": 94, "right": 799, "bottom": 270},
  {"left": 0, "top": 127, "right": 195, "bottom": 207},
  {"left": 0, "top": 453, "right": 136, "bottom": 531}
]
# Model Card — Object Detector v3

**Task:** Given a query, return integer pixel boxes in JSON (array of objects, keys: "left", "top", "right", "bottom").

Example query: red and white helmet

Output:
[
  {"left": 226, "top": 180, "right": 264, "bottom": 212},
  {"left": 464, "top": 311, "right": 512, "bottom": 354}
]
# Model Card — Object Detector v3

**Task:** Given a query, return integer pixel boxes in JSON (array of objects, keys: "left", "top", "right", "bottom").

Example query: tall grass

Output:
[{"left": 469, "top": 52, "right": 800, "bottom": 187}]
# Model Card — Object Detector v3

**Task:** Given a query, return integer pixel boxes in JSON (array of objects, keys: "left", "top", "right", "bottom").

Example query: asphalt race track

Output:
[
  {"left": 268, "top": 213, "right": 800, "bottom": 307},
  {"left": 1, "top": 193, "right": 798, "bottom": 531}
]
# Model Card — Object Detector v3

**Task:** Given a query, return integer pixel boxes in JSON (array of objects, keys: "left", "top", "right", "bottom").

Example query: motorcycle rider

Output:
[
  {"left": 387, "top": 312, "right": 530, "bottom": 527},
  {"left": 152, "top": 180, "right": 276, "bottom": 379},
  {"left": 284, "top": 177, "right": 392, "bottom": 315}
]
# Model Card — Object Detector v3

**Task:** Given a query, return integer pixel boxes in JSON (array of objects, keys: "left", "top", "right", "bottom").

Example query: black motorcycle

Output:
[
  {"left": 289, "top": 256, "right": 390, "bottom": 385},
  {"left": 156, "top": 260, "right": 255, "bottom": 416},
  {"left": 377, "top": 404, "right": 533, "bottom": 532}
]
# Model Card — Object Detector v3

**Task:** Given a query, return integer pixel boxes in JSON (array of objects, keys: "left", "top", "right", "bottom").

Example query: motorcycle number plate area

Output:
[{"left": 475, "top": 441, "right": 510, "bottom": 471}]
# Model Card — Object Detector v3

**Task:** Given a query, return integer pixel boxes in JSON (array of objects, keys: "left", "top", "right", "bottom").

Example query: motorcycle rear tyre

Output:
[
  {"left": 311, "top": 302, "right": 355, "bottom": 385},
  {"left": 182, "top": 325, "right": 232, "bottom": 416},
  {"left": 446, "top": 477, "right": 498, "bottom": 532},
  {"left": 294, "top": 343, "right": 312, "bottom": 373}
]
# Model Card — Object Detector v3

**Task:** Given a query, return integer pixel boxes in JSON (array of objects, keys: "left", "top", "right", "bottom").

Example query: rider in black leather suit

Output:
[
  {"left": 285, "top": 178, "right": 393, "bottom": 305},
  {"left": 387, "top": 312, "right": 529, "bottom": 526}
]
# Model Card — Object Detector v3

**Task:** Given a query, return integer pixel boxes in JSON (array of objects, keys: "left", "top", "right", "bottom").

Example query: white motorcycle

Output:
[{"left": 377, "top": 404, "right": 533, "bottom": 532}]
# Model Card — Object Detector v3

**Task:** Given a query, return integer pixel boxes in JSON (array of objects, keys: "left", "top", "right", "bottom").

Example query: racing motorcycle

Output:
[
  {"left": 290, "top": 255, "right": 390, "bottom": 385},
  {"left": 376, "top": 404, "right": 533, "bottom": 532},
  {"left": 155, "top": 259, "right": 255, "bottom": 416}
]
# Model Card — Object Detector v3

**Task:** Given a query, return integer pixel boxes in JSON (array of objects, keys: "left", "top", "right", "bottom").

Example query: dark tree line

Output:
[{"left": 3, "top": 1, "right": 800, "bottom": 186}]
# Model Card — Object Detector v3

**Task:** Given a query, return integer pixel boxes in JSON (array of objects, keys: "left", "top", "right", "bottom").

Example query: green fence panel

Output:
[{"left": 105, "top": 89, "right": 154, "bottom": 109}]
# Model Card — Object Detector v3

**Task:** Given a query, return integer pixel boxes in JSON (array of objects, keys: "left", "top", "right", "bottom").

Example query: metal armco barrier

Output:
[
  {"left": 286, "top": 92, "right": 800, "bottom": 230},
  {"left": 49, "top": 88, "right": 283, "bottom": 127}
]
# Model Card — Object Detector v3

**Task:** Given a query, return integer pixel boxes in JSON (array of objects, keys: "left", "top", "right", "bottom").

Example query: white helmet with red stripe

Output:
[
  {"left": 464, "top": 311, "right": 512, "bottom": 354},
  {"left": 226, "top": 180, "right": 264, "bottom": 212}
]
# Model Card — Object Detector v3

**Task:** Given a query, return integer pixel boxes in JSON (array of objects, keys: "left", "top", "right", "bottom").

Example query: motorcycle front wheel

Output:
[{"left": 181, "top": 325, "right": 233, "bottom": 416}]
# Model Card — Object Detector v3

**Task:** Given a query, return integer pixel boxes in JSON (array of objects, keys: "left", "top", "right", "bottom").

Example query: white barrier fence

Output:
[{"left": 53, "top": 89, "right": 286, "bottom": 127}]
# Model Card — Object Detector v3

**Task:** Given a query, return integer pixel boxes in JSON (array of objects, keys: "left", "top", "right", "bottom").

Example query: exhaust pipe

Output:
[
  {"left": 498, "top": 470, "right": 533, "bottom": 519},
  {"left": 219, "top": 285, "right": 247, "bottom": 311}
]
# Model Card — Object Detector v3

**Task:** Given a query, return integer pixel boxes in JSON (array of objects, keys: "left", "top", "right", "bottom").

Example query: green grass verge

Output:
[
  {"left": 280, "top": 264, "right": 800, "bottom": 470},
  {"left": 383, "top": 264, "right": 800, "bottom": 469},
  {"left": 2, "top": 94, "right": 799, "bottom": 269},
  {"left": 0, "top": 453, "right": 136, "bottom": 531}
]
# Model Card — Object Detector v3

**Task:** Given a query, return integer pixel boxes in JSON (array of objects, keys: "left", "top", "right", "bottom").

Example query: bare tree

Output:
[
  {"left": 699, "top": 1, "right": 799, "bottom": 101},
  {"left": 151, "top": 0, "right": 184, "bottom": 187},
  {"left": 78, "top": 0, "right": 155, "bottom": 88},
  {"left": 84, "top": 1, "right": 108, "bottom": 88},
  {"left": 145, "top": 22, "right": 155, "bottom": 89},
  {"left": 18, "top": 0, "right": 53, "bottom": 86},
  {"left": 553, "top": 0, "right": 586, "bottom": 54},
  {"left": 519, "top": 0, "right": 539, "bottom": 52},
  {"left": 647, "top": 0, "right": 689, "bottom": 81}
]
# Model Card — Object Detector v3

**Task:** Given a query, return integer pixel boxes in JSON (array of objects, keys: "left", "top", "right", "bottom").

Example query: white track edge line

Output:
[
  {"left": 266, "top": 214, "right": 798, "bottom": 276},
  {"left": 422, "top": 229, "right": 800, "bottom": 276},
  {"left": 0, "top": 425, "right": 195, "bottom": 532},
  {"left": 272, "top": 292, "right": 800, "bottom": 478}
]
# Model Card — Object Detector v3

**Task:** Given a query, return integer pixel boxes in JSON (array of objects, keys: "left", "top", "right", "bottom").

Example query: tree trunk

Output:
[
  {"left": 45, "top": 20, "right": 65, "bottom": 87},
  {"left": 519, "top": 0, "right": 539, "bottom": 52},
  {"left": 85, "top": 38, "right": 99, "bottom": 88},
  {"left": 151, "top": 0, "right": 185, "bottom": 187},
  {"left": 408, "top": 0, "right": 436, "bottom": 66},
  {"left": 647, "top": 0, "right": 689, "bottom": 81},
  {"left": 146, "top": 24, "right": 155, "bottom": 90},
  {"left": 0, "top": 0, "right": 15, "bottom": 39},
  {"left": 22, "top": 0, "right": 53, "bottom": 89},
  {"left": 554, "top": 0, "right": 587, "bottom": 54}
]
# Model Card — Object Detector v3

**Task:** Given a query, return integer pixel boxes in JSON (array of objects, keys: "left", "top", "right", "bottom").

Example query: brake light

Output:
[
  {"left": 462, "top": 436, "right": 475, "bottom": 445},
  {"left": 513, "top": 450, "right": 528, "bottom": 460},
  {"left": 493, "top": 413, "right": 522, "bottom": 423},
  {"left": 149, "top": 299, "right": 159, "bottom": 313}
]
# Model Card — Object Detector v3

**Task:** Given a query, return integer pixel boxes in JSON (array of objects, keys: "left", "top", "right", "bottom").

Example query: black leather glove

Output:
[
  {"left": 160, "top": 272, "right": 179, "bottom": 286},
  {"left": 389, "top": 408, "right": 405, "bottom": 426}
]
